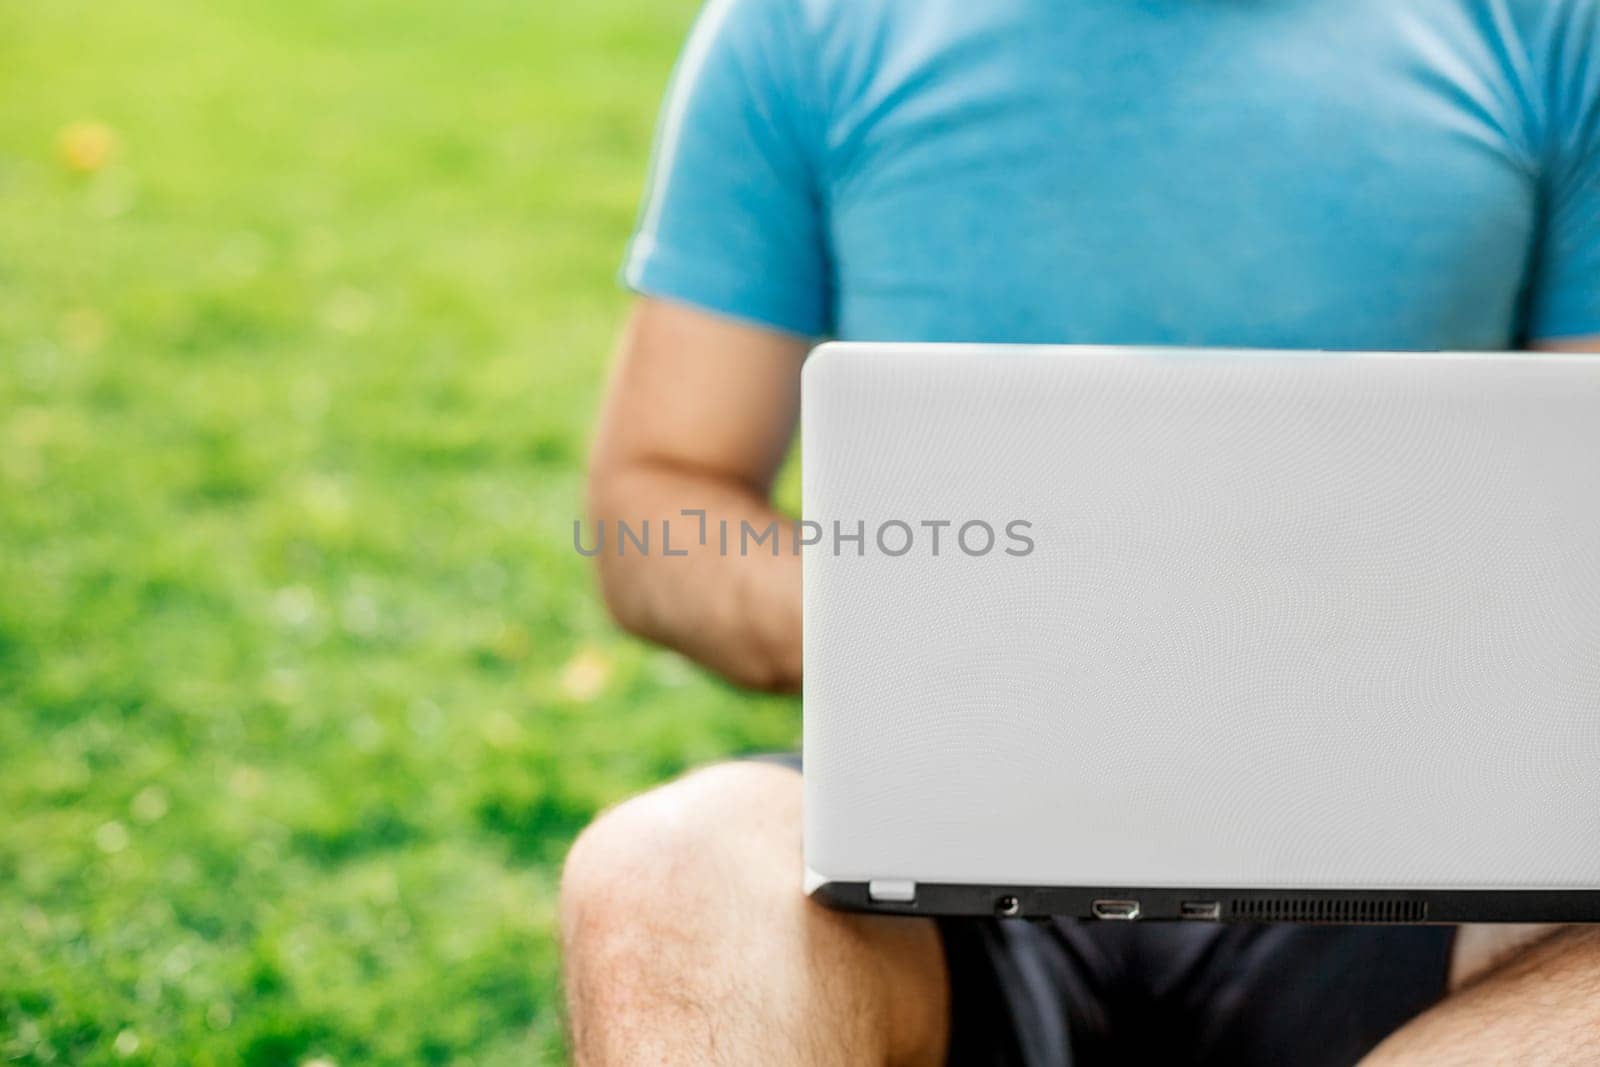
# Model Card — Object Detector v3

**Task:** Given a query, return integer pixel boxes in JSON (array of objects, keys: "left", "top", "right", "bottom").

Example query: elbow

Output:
[
  {"left": 593, "top": 551, "right": 649, "bottom": 641},
  {"left": 584, "top": 468, "right": 652, "bottom": 641}
]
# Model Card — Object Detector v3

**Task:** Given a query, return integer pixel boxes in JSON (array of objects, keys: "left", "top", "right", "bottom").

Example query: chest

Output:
[{"left": 820, "top": 2, "right": 1539, "bottom": 348}]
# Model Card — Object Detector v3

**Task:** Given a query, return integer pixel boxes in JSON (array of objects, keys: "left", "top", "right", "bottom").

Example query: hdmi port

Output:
[{"left": 1091, "top": 899, "right": 1140, "bottom": 920}]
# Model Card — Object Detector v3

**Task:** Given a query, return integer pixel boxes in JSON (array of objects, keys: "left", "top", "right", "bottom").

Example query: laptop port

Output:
[
  {"left": 1091, "top": 899, "right": 1140, "bottom": 920},
  {"left": 1180, "top": 900, "right": 1221, "bottom": 921},
  {"left": 995, "top": 895, "right": 1021, "bottom": 917}
]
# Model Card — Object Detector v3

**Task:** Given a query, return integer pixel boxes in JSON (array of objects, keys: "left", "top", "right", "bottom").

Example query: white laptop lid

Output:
[{"left": 802, "top": 344, "right": 1600, "bottom": 897}]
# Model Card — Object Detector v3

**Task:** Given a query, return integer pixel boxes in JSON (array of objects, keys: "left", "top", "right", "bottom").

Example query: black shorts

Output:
[{"left": 757, "top": 754, "right": 1455, "bottom": 1066}]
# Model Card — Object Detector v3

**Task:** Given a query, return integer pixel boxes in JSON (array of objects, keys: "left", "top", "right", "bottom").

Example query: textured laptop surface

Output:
[{"left": 802, "top": 344, "right": 1600, "bottom": 919}]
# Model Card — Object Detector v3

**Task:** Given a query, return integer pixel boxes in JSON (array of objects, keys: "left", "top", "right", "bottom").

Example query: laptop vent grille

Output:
[{"left": 1229, "top": 897, "right": 1427, "bottom": 923}]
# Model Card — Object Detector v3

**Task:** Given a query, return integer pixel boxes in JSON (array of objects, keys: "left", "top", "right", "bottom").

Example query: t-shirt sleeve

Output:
[
  {"left": 1525, "top": 3, "right": 1600, "bottom": 341},
  {"left": 622, "top": 0, "right": 831, "bottom": 338}
]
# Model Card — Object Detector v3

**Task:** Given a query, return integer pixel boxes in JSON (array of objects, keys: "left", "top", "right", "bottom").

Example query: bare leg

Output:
[
  {"left": 1448, "top": 924, "right": 1560, "bottom": 991},
  {"left": 1364, "top": 926, "right": 1600, "bottom": 1065},
  {"left": 560, "top": 762, "right": 949, "bottom": 1066}
]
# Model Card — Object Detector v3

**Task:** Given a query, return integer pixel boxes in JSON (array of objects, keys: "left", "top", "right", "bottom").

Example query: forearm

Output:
[
  {"left": 588, "top": 460, "right": 802, "bottom": 692},
  {"left": 1362, "top": 926, "right": 1600, "bottom": 1065}
]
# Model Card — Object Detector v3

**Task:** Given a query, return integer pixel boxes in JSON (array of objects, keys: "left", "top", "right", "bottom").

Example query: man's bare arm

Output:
[{"left": 587, "top": 297, "right": 809, "bottom": 691}]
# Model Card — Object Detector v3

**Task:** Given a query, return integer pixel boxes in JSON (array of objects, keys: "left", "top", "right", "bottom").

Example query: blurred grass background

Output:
[{"left": 0, "top": 0, "right": 801, "bottom": 1062}]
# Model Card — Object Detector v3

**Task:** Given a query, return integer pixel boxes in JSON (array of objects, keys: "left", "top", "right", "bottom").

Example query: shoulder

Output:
[
  {"left": 662, "top": 0, "right": 832, "bottom": 132},
  {"left": 1498, "top": 0, "right": 1600, "bottom": 31},
  {"left": 686, "top": 0, "right": 940, "bottom": 143},
  {"left": 1504, "top": 0, "right": 1600, "bottom": 150},
  {"left": 1494, "top": 0, "right": 1600, "bottom": 88},
  {"left": 1439, "top": 0, "right": 1600, "bottom": 159},
  {"left": 783, "top": 0, "right": 980, "bottom": 122}
]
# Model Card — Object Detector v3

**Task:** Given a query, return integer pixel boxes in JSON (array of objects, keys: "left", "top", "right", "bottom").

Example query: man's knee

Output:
[
  {"left": 559, "top": 760, "right": 802, "bottom": 948},
  {"left": 559, "top": 761, "right": 948, "bottom": 1066}
]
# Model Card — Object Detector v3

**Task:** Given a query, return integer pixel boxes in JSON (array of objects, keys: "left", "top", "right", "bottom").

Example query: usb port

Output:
[
  {"left": 1091, "top": 899, "right": 1140, "bottom": 920},
  {"left": 1180, "top": 901, "right": 1221, "bottom": 921}
]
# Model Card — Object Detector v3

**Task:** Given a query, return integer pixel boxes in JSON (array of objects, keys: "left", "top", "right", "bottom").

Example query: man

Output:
[{"left": 561, "top": 0, "right": 1600, "bottom": 1062}]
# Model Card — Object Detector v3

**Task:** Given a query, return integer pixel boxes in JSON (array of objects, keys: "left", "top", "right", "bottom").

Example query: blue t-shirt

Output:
[{"left": 624, "top": 0, "right": 1599, "bottom": 349}]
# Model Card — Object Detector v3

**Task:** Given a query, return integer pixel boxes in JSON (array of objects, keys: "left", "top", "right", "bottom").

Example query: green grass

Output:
[{"left": 0, "top": 1, "right": 800, "bottom": 1062}]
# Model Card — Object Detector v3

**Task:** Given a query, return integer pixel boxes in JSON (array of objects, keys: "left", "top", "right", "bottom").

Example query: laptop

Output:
[{"left": 802, "top": 343, "right": 1600, "bottom": 923}]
